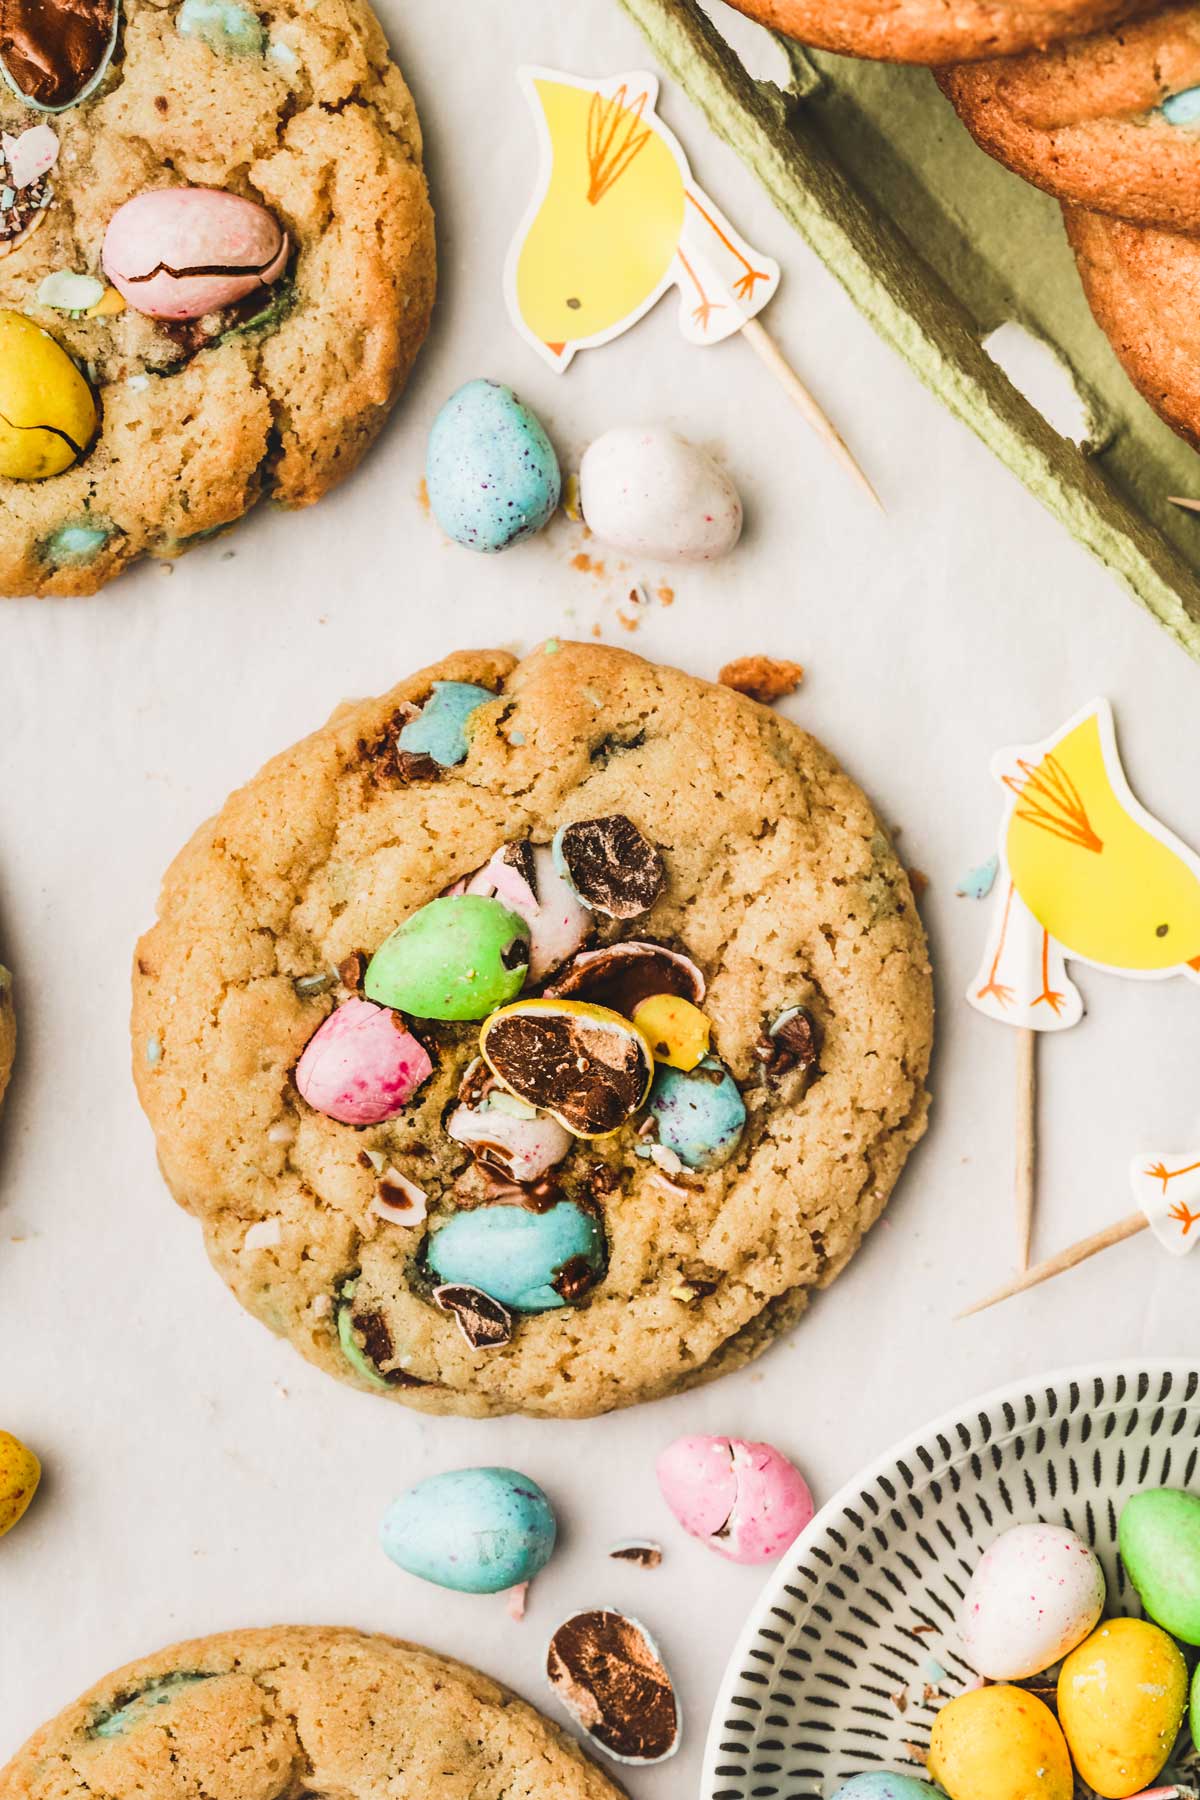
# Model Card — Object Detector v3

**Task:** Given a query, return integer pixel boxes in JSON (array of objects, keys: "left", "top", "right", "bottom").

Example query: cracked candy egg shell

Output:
[
  {"left": 0, "top": 1626, "right": 629, "bottom": 1800},
  {"left": 0, "top": 0, "right": 435, "bottom": 597},
  {"left": 656, "top": 1435, "right": 813, "bottom": 1563},
  {"left": 131, "top": 643, "right": 933, "bottom": 1419}
]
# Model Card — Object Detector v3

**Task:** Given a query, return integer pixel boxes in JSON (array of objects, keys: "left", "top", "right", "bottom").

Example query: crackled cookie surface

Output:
[
  {"left": 723, "top": 0, "right": 1153, "bottom": 67},
  {"left": 941, "top": 5, "right": 1200, "bottom": 231},
  {"left": 1065, "top": 203, "right": 1200, "bottom": 447},
  {"left": 0, "top": 1626, "right": 623, "bottom": 1800},
  {"left": 0, "top": 0, "right": 434, "bottom": 598},
  {"left": 132, "top": 643, "right": 933, "bottom": 1420}
]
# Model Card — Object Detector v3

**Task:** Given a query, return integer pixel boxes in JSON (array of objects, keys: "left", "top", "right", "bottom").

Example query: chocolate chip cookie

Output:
[
  {"left": 131, "top": 642, "right": 933, "bottom": 1420},
  {"left": 1065, "top": 202, "right": 1200, "bottom": 447},
  {"left": 940, "top": 5, "right": 1200, "bottom": 231},
  {"left": 0, "top": 0, "right": 434, "bottom": 598},
  {"left": 0, "top": 1626, "right": 623, "bottom": 1800},
  {"left": 723, "top": 0, "right": 1153, "bottom": 67}
]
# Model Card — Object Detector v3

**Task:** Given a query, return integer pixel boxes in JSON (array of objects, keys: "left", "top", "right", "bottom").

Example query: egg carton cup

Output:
[
  {"left": 617, "top": 0, "right": 1200, "bottom": 664},
  {"left": 703, "top": 1360, "right": 1200, "bottom": 1799}
]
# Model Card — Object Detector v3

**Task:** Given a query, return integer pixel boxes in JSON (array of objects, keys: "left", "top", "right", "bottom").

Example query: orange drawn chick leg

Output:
[
  {"left": 976, "top": 880, "right": 1016, "bottom": 1009},
  {"left": 1031, "top": 928, "right": 1066, "bottom": 1015},
  {"left": 1146, "top": 1156, "right": 1200, "bottom": 1192},
  {"left": 676, "top": 248, "right": 725, "bottom": 333},
  {"left": 1169, "top": 1199, "right": 1200, "bottom": 1234},
  {"left": 684, "top": 189, "right": 771, "bottom": 301}
]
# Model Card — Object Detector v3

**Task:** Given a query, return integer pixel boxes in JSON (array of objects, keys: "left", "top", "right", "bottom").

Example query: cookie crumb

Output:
[
  {"left": 908, "top": 868, "right": 929, "bottom": 900},
  {"left": 719, "top": 656, "right": 804, "bottom": 704}
]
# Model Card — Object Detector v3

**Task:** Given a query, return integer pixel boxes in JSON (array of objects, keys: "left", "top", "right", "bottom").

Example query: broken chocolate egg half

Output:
[
  {"left": 545, "top": 939, "right": 704, "bottom": 1015},
  {"left": 433, "top": 1283, "right": 513, "bottom": 1350},
  {"left": 480, "top": 998, "right": 653, "bottom": 1138},
  {"left": 552, "top": 815, "right": 666, "bottom": 920},
  {"left": 546, "top": 1608, "right": 680, "bottom": 1765},
  {"left": 0, "top": 0, "right": 120, "bottom": 111}
]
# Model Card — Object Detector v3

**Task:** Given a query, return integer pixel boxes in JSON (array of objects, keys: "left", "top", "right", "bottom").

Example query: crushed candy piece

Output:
[
  {"left": 370, "top": 1168, "right": 428, "bottom": 1226},
  {"left": 2, "top": 125, "right": 58, "bottom": 190},
  {"left": 957, "top": 852, "right": 999, "bottom": 899},
  {"left": 36, "top": 270, "right": 105, "bottom": 312},
  {"left": 434, "top": 1282, "right": 514, "bottom": 1349}
]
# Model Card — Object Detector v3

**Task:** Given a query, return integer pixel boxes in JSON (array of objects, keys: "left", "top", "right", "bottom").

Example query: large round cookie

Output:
[
  {"left": 941, "top": 5, "right": 1200, "bottom": 231},
  {"left": 131, "top": 642, "right": 933, "bottom": 1419},
  {"left": 1065, "top": 203, "right": 1200, "bottom": 447},
  {"left": 722, "top": 0, "right": 1153, "bottom": 68},
  {"left": 0, "top": 0, "right": 435, "bottom": 599},
  {"left": 0, "top": 1626, "right": 623, "bottom": 1800}
]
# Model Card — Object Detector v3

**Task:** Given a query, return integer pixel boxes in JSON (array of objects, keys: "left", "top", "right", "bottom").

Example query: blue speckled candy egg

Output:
[
  {"left": 426, "top": 379, "right": 561, "bottom": 552},
  {"left": 648, "top": 1056, "right": 746, "bottom": 1171},
  {"left": 1162, "top": 85, "right": 1200, "bottom": 127},
  {"left": 380, "top": 1466, "right": 557, "bottom": 1592},
  {"left": 398, "top": 681, "right": 495, "bottom": 767},
  {"left": 832, "top": 1778, "right": 944, "bottom": 1800},
  {"left": 425, "top": 1201, "right": 605, "bottom": 1311}
]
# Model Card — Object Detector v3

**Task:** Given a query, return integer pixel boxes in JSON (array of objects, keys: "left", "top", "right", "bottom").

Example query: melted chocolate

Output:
[
  {"left": 557, "top": 816, "right": 665, "bottom": 920},
  {"left": 0, "top": 0, "right": 116, "bottom": 108},
  {"left": 546, "top": 1610, "right": 679, "bottom": 1763}
]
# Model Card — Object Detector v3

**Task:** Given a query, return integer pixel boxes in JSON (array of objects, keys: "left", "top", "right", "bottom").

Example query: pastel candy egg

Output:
[
  {"left": 102, "top": 187, "right": 289, "bottom": 320},
  {"left": 0, "top": 310, "right": 97, "bottom": 480},
  {"left": 381, "top": 1466, "right": 556, "bottom": 1593},
  {"left": 832, "top": 1778, "right": 944, "bottom": 1800},
  {"left": 365, "top": 895, "right": 530, "bottom": 1021},
  {"left": 1162, "top": 85, "right": 1200, "bottom": 126},
  {"left": 480, "top": 998, "right": 653, "bottom": 1137},
  {"left": 177, "top": 0, "right": 266, "bottom": 54},
  {"left": 648, "top": 1056, "right": 745, "bottom": 1170},
  {"left": 426, "top": 379, "right": 560, "bottom": 553},
  {"left": 424, "top": 1199, "right": 605, "bottom": 1312},
  {"left": 0, "top": 1431, "right": 39, "bottom": 1538},
  {"left": 294, "top": 996, "right": 433, "bottom": 1124},
  {"left": 43, "top": 520, "right": 113, "bottom": 567},
  {"left": 578, "top": 427, "right": 742, "bottom": 563},
  {"left": 632, "top": 993, "right": 710, "bottom": 1070},
  {"left": 961, "top": 1522, "right": 1105, "bottom": 1679},
  {"left": 1058, "top": 1618, "right": 1187, "bottom": 1798},
  {"left": 1118, "top": 1486, "right": 1200, "bottom": 1643},
  {"left": 928, "top": 1686, "right": 1072, "bottom": 1800},
  {"left": 466, "top": 842, "right": 591, "bottom": 982},
  {"left": 398, "top": 681, "right": 495, "bottom": 769},
  {"left": 656, "top": 1435, "right": 813, "bottom": 1564},
  {"left": 446, "top": 1085, "right": 572, "bottom": 1183}
]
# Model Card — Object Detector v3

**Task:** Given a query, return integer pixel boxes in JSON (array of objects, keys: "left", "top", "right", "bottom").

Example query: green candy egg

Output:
[
  {"left": 1119, "top": 1487, "right": 1200, "bottom": 1644},
  {"left": 365, "top": 895, "right": 530, "bottom": 1021}
]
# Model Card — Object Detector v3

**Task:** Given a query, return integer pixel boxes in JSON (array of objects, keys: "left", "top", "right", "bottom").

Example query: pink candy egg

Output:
[
  {"left": 102, "top": 187, "right": 289, "bottom": 320},
  {"left": 295, "top": 997, "right": 432, "bottom": 1125},
  {"left": 466, "top": 842, "right": 590, "bottom": 982},
  {"left": 657, "top": 1435, "right": 814, "bottom": 1565}
]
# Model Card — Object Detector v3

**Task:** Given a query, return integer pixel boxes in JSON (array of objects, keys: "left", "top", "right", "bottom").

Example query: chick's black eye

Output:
[
  {"left": 566, "top": 296, "right": 581, "bottom": 310},
  {"left": 1157, "top": 923, "right": 1170, "bottom": 937}
]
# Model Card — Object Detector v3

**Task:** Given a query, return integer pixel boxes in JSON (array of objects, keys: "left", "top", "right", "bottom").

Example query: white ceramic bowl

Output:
[{"left": 703, "top": 1361, "right": 1200, "bottom": 1798}]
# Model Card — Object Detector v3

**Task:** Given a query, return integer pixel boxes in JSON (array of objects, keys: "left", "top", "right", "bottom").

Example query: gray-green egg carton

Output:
[{"left": 618, "top": 0, "right": 1200, "bottom": 662}]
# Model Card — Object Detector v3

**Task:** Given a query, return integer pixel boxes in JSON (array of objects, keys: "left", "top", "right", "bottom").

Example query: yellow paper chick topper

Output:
[
  {"left": 969, "top": 699, "right": 1200, "bottom": 1033},
  {"left": 506, "top": 68, "right": 780, "bottom": 371}
]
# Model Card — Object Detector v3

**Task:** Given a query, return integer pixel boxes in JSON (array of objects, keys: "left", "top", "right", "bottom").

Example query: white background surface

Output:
[{"left": 3, "top": 0, "right": 1200, "bottom": 1785}]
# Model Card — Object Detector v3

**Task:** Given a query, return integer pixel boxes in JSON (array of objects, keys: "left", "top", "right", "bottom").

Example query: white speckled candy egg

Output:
[
  {"left": 961, "top": 1522, "right": 1105, "bottom": 1680},
  {"left": 578, "top": 427, "right": 742, "bottom": 563}
]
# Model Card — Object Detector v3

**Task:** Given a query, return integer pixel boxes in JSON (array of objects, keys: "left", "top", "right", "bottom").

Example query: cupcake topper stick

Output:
[
  {"left": 968, "top": 699, "right": 1200, "bottom": 1270},
  {"left": 505, "top": 68, "right": 880, "bottom": 509}
]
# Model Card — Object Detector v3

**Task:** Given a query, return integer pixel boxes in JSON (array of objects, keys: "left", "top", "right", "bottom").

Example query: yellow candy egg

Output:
[
  {"left": 928, "top": 1685, "right": 1073, "bottom": 1800},
  {"left": 1057, "top": 1617, "right": 1187, "bottom": 1798},
  {"left": 0, "top": 309, "right": 98, "bottom": 480},
  {"left": 631, "top": 992, "right": 711, "bottom": 1070},
  {"left": 0, "top": 1431, "right": 40, "bottom": 1539}
]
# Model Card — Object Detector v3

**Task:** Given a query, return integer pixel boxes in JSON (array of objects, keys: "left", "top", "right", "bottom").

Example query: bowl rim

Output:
[{"left": 701, "top": 1355, "right": 1200, "bottom": 1798}]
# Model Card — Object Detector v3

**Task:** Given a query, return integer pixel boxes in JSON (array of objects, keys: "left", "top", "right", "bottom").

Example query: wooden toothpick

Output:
[
  {"left": 958, "top": 1211, "right": 1148, "bottom": 1318},
  {"left": 1168, "top": 496, "right": 1200, "bottom": 514},
  {"left": 1015, "top": 1027, "right": 1037, "bottom": 1271},
  {"left": 740, "top": 316, "right": 883, "bottom": 512}
]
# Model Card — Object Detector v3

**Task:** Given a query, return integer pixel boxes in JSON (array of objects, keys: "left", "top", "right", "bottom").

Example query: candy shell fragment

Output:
[
  {"left": 398, "top": 681, "right": 495, "bottom": 769},
  {"left": 546, "top": 939, "right": 703, "bottom": 1014},
  {"left": 466, "top": 841, "right": 591, "bottom": 982},
  {"left": 434, "top": 1283, "right": 513, "bottom": 1349},
  {"left": 546, "top": 1609, "right": 680, "bottom": 1765},
  {"left": 632, "top": 993, "right": 710, "bottom": 1070}
]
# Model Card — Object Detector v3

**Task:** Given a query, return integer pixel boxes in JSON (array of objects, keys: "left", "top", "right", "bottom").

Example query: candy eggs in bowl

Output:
[{"left": 704, "top": 1363, "right": 1200, "bottom": 1800}]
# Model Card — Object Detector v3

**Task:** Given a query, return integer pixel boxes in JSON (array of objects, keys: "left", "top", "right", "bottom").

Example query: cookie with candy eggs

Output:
[
  {"left": 721, "top": 0, "right": 1154, "bottom": 68},
  {"left": 940, "top": 4, "right": 1200, "bottom": 232},
  {"left": 0, "top": 0, "right": 434, "bottom": 598},
  {"left": 0, "top": 1627, "right": 623, "bottom": 1800},
  {"left": 1064, "top": 203, "right": 1200, "bottom": 447},
  {"left": 131, "top": 642, "right": 933, "bottom": 1419}
]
